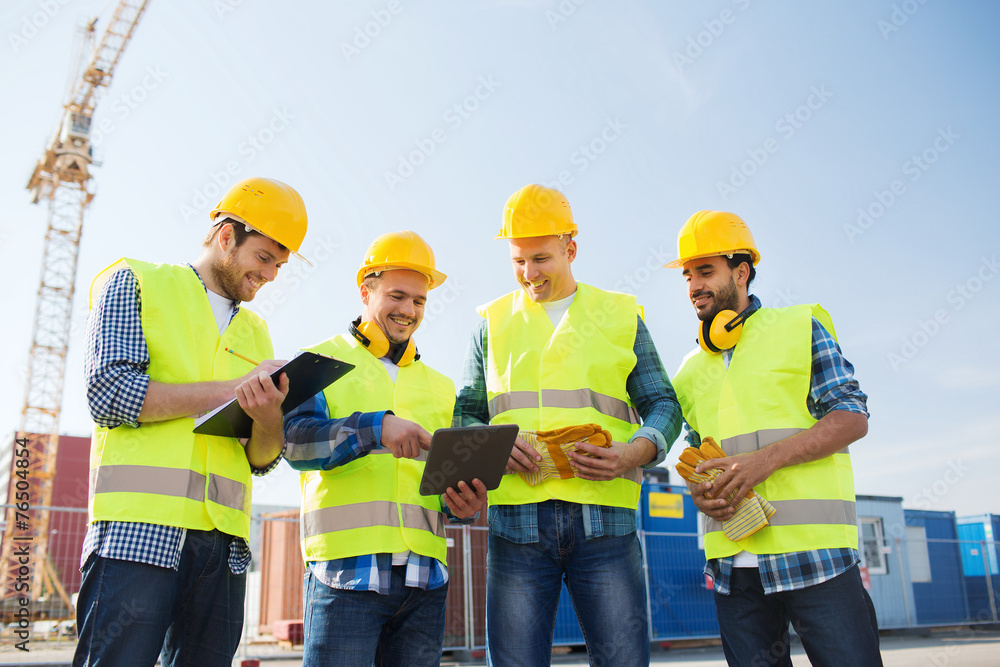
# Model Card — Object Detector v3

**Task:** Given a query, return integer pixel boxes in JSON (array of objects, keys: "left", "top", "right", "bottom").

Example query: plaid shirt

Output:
[
  {"left": 457, "top": 312, "right": 683, "bottom": 542},
  {"left": 685, "top": 296, "right": 869, "bottom": 595},
  {"left": 81, "top": 264, "right": 280, "bottom": 574},
  {"left": 283, "top": 384, "right": 457, "bottom": 595}
]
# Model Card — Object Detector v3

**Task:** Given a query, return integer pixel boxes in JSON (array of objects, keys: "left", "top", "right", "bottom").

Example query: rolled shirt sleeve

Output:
[
  {"left": 84, "top": 266, "right": 151, "bottom": 428},
  {"left": 282, "top": 391, "right": 388, "bottom": 471},
  {"left": 627, "top": 316, "right": 683, "bottom": 467}
]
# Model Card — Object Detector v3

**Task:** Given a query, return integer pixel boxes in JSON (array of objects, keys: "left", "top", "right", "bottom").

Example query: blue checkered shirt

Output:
[
  {"left": 81, "top": 264, "right": 280, "bottom": 574},
  {"left": 685, "top": 296, "right": 868, "bottom": 595},
  {"left": 283, "top": 391, "right": 456, "bottom": 595},
  {"left": 457, "top": 313, "right": 683, "bottom": 543}
]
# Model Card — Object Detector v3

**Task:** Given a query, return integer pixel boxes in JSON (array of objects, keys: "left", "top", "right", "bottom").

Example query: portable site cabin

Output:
[{"left": 855, "top": 495, "right": 918, "bottom": 628}]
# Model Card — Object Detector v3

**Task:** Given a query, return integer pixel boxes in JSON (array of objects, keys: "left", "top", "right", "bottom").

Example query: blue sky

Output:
[{"left": 2, "top": 1, "right": 998, "bottom": 516}]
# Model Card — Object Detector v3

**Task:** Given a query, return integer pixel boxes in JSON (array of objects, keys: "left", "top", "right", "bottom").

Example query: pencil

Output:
[{"left": 225, "top": 347, "right": 260, "bottom": 366}]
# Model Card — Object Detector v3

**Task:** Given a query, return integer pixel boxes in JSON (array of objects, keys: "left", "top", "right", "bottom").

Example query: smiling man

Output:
[
  {"left": 667, "top": 210, "right": 881, "bottom": 667},
  {"left": 457, "top": 184, "right": 682, "bottom": 667},
  {"left": 75, "top": 177, "right": 308, "bottom": 667},
  {"left": 283, "top": 231, "right": 486, "bottom": 667}
]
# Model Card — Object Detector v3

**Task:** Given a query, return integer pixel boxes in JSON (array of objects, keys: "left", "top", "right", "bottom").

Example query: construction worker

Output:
[
  {"left": 74, "top": 177, "right": 307, "bottom": 667},
  {"left": 666, "top": 211, "right": 881, "bottom": 666},
  {"left": 456, "top": 184, "right": 682, "bottom": 666},
  {"left": 282, "top": 231, "right": 487, "bottom": 667}
]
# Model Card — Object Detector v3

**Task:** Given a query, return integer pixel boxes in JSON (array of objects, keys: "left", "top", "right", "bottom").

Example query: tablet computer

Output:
[
  {"left": 193, "top": 352, "right": 355, "bottom": 439},
  {"left": 418, "top": 424, "right": 519, "bottom": 496}
]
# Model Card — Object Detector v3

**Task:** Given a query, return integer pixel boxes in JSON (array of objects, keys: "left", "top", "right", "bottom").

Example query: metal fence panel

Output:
[{"left": 7, "top": 506, "right": 999, "bottom": 655}]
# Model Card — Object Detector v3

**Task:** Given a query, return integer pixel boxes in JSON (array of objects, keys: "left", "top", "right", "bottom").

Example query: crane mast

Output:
[{"left": 1, "top": 0, "right": 150, "bottom": 613}]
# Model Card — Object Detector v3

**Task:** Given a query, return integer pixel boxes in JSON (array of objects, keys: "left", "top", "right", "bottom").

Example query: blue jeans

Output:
[
  {"left": 486, "top": 500, "right": 649, "bottom": 667},
  {"left": 715, "top": 564, "right": 882, "bottom": 667},
  {"left": 73, "top": 529, "right": 245, "bottom": 667},
  {"left": 302, "top": 566, "right": 448, "bottom": 667}
]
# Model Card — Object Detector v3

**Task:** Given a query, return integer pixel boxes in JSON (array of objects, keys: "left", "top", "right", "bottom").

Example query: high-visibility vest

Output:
[
  {"left": 672, "top": 304, "right": 858, "bottom": 558},
  {"left": 298, "top": 334, "right": 455, "bottom": 564},
  {"left": 479, "top": 284, "right": 642, "bottom": 509},
  {"left": 88, "top": 258, "right": 273, "bottom": 539}
]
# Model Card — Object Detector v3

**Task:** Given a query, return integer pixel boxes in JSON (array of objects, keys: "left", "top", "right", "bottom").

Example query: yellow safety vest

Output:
[
  {"left": 88, "top": 258, "right": 273, "bottom": 539},
  {"left": 298, "top": 334, "right": 456, "bottom": 564},
  {"left": 480, "top": 284, "right": 642, "bottom": 509},
  {"left": 672, "top": 304, "right": 858, "bottom": 558}
]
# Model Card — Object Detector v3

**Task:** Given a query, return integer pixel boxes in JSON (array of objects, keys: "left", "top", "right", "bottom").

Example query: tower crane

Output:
[{"left": 1, "top": 0, "right": 150, "bottom": 617}]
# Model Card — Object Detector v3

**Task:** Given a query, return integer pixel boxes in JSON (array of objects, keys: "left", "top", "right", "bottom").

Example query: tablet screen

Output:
[{"left": 418, "top": 424, "right": 518, "bottom": 496}]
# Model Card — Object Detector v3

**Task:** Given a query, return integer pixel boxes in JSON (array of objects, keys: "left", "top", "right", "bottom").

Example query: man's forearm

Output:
[
  {"left": 627, "top": 436, "right": 657, "bottom": 468},
  {"left": 763, "top": 409, "right": 868, "bottom": 472},
  {"left": 138, "top": 379, "right": 237, "bottom": 423}
]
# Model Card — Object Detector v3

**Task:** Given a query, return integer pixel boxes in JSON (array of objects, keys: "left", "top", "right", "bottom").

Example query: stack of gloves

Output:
[
  {"left": 674, "top": 437, "right": 776, "bottom": 541},
  {"left": 517, "top": 424, "right": 612, "bottom": 486}
]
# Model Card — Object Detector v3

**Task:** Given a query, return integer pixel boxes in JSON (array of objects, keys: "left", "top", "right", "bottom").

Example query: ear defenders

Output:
[
  {"left": 349, "top": 317, "right": 418, "bottom": 366},
  {"left": 698, "top": 302, "right": 757, "bottom": 354}
]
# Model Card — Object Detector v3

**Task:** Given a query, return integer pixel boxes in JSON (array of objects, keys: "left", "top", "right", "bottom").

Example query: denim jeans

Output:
[
  {"left": 302, "top": 566, "right": 448, "bottom": 667},
  {"left": 486, "top": 500, "right": 649, "bottom": 667},
  {"left": 73, "top": 528, "right": 245, "bottom": 667},
  {"left": 715, "top": 564, "right": 882, "bottom": 667}
]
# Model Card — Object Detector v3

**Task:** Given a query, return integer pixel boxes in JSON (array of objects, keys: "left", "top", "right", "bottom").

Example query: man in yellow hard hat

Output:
[
  {"left": 456, "top": 185, "right": 682, "bottom": 666},
  {"left": 283, "top": 231, "right": 487, "bottom": 666},
  {"left": 75, "top": 177, "right": 309, "bottom": 666},
  {"left": 666, "top": 211, "right": 881, "bottom": 666}
]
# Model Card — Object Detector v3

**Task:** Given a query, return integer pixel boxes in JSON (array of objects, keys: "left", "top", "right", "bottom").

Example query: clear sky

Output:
[{"left": 2, "top": 1, "right": 998, "bottom": 516}]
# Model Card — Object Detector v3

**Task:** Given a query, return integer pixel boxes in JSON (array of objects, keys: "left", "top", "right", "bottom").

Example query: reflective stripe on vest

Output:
[
  {"left": 87, "top": 258, "right": 271, "bottom": 538},
  {"left": 722, "top": 428, "right": 850, "bottom": 457},
  {"left": 479, "top": 284, "right": 642, "bottom": 509},
  {"left": 298, "top": 334, "right": 455, "bottom": 563},
  {"left": 302, "top": 501, "right": 445, "bottom": 540},
  {"left": 90, "top": 465, "right": 246, "bottom": 513},
  {"left": 672, "top": 304, "right": 858, "bottom": 557},
  {"left": 489, "top": 389, "right": 641, "bottom": 426}
]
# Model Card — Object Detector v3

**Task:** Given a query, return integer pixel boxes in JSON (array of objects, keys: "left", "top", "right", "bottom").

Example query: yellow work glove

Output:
[
  {"left": 518, "top": 424, "right": 612, "bottom": 486},
  {"left": 674, "top": 438, "right": 776, "bottom": 541}
]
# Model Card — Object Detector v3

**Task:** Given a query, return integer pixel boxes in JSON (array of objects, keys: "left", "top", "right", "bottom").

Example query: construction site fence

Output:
[{"left": 2, "top": 506, "right": 999, "bottom": 652}]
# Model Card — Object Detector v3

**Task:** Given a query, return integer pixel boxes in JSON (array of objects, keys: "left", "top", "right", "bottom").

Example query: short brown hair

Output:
[
  {"left": 202, "top": 218, "right": 275, "bottom": 249},
  {"left": 361, "top": 272, "right": 384, "bottom": 292}
]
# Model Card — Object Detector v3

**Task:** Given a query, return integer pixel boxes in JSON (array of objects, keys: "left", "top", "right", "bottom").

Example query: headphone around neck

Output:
[
  {"left": 698, "top": 301, "right": 758, "bottom": 354},
  {"left": 349, "top": 317, "right": 418, "bottom": 366}
]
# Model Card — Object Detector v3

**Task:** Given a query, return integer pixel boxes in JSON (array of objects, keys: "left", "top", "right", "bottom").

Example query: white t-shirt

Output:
[
  {"left": 541, "top": 291, "right": 576, "bottom": 327},
  {"left": 205, "top": 288, "right": 236, "bottom": 335}
]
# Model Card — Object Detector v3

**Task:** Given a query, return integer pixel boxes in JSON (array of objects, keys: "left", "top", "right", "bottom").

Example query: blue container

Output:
[{"left": 903, "top": 509, "right": 970, "bottom": 624}]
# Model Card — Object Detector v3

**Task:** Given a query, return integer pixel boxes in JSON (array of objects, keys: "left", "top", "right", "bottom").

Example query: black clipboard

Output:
[
  {"left": 193, "top": 352, "right": 355, "bottom": 439},
  {"left": 418, "top": 424, "right": 519, "bottom": 496}
]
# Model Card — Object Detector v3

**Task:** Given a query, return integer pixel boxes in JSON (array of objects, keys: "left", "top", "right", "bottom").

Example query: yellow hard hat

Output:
[
  {"left": 210, "top": 177, "right": 308, "bottom": 255},
  {"left": 497, "top": 184, "right": 578, "bottom": 239},
  {"left": 665, "top": 210, "right": 761, "bottom": 268},
  {"left": 357, "top": 231, "right": 447, "bottom": 289}
]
